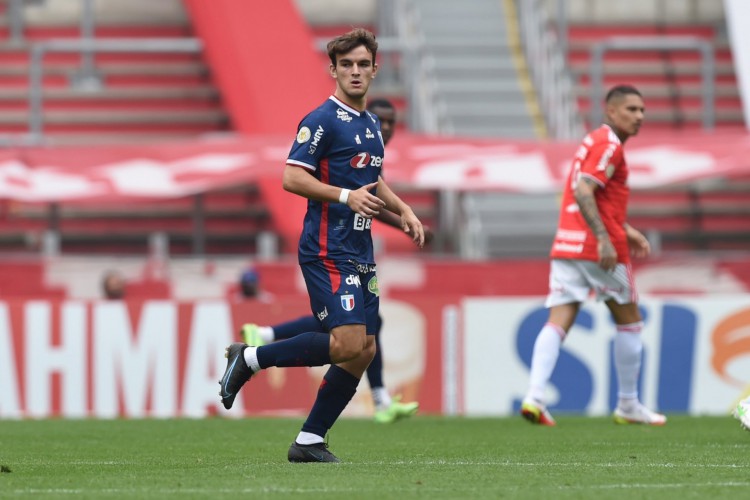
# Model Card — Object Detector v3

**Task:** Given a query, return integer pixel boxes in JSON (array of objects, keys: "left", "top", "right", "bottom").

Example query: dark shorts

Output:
[{"left": 300, "top": 259, "right": 380, "bottom": 335}]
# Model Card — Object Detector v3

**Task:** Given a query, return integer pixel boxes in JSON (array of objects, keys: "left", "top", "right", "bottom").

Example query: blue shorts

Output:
[{"left": 300, "top": 259, "right": 380, "bottom": 335}]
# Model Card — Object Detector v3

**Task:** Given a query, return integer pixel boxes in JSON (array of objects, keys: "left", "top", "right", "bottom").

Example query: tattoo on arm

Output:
[{"left": 575, "top": 178, "right": 608, "bottom": 239}]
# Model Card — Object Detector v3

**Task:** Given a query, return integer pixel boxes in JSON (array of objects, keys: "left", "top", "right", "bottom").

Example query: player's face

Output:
[
  {"left": 370, "top": 105, "right": 396, "bottom": 145},
  {"left": 330, "top": 45, "right": 378, "bottom": 103},
  {"left": 607, "top": 94, "right": 645, "bottom": 138}
]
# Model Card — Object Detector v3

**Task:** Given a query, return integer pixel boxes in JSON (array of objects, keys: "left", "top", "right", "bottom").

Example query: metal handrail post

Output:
[
  {"left": 699, "top": 43, "right": 715, "bottom": 129},
  {"left": 29, "top": 44, "right": 46, "bottom": 141},
  {"left": 8, "top": 0, "right": 25, "bottom": 43},
  {"left": 77, "top": 0, "right": 98, "bottom": 86},
  {"left": 556, "top": 0, "right": 568, "bottom": 61}
]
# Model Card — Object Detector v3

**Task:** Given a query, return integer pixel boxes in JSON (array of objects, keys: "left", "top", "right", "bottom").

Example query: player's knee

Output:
[
  {"left": 362, "top": 337, "right": 376, "bottom": 362},
  {"left": 329, "top": 325, "right": 368, "bottom": 362},
  {"left": 330, "top": 342, "right": 363, "bottom": 362}
]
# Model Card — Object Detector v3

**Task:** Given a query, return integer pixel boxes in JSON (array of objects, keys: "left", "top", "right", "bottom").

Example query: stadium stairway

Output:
[
  {"left": 410, "top": 0, "right": 541, "bottom": 138},
  {"left": 567, "top": 23, "right": 742, "bottom": 132}
]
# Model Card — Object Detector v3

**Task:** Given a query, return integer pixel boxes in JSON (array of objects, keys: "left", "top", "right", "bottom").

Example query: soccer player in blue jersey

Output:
[
  {"left": 239, "top": 98, "right": 427, "bottom": 424},
  {"left": 219, "top": 28, "right": 425, "bottom": 463}
]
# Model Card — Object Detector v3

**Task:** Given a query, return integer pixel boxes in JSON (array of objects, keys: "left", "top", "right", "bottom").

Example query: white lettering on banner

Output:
[
  {"left": 414, "top": 152, "right": 557, "bottom": 191},
  {"left": 0, "top": 160, "right": 107, "bottom": 202},
  {"left": 25, "top": 302, "right": 87, "bottom": 418},
  {"left": 181, "top": 302, "right": 238, "bottom": 418},
  {"left": 627, "top": 147, "right": 714, "bottom": 187},
  {"left": 93, "top": 302, "right": 177, "bottom": 418},
  {"left": 0, "top": 303, "right": 21, "bottom": 418}
]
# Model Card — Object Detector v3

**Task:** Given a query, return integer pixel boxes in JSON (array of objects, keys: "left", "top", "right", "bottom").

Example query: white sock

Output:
[
  {"left": 614, "top": 322, "right": 643, "bottom": 407},
  {"left": 243, "top": 346, "right": 261, "bottom": 373},
  {"left": 259, "top": 326, "right": 275, "bottom": 343},
  {"left": 526, "top": 323, "right": 565, "bottom": 404},
  {"left": 295, "top": 431, "right": 324, "bottom": 445},
  {"left": 372, "top": 387, "right": 392, "bottom": 410}
]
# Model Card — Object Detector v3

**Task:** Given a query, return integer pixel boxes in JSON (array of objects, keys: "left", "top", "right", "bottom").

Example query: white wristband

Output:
[{"left": 339, "top": 188, "right": 350, "bottom": 204}]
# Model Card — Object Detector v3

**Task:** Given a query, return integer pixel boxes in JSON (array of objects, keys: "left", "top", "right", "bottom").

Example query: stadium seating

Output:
[
  {"left": 0, "top": 0, "right": 229, "bottom": 146},
  {"left": 567, "top": 23, "right": 741, "bottom": 131},
  {"left": 0, "top": 184, "right": 271, "bottom": 256}
]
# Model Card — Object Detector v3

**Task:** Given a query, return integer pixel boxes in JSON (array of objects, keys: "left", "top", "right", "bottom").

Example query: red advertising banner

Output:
[
  {"left": 0, "top": 295, "right": 460, "bottom": 419},
  {"left": 2, "top": 129, "right": 750, "bottom": 204}
]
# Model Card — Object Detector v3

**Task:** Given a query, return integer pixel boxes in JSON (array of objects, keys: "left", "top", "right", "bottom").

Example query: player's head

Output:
[
  {"left": 367, "top": 98, "right": 396, "bottom": 146},
  {"left": 327, "top": 28, "right": 379, "bottom": 104},
  {"left": 239, "top": 268, "right": 260, "bottom": 298},
  {"left": 604, "top": 84, "right": 644, "bottom": 140},
  {"left": 102, "top": 270, "right": 125, "bottom": 300}
]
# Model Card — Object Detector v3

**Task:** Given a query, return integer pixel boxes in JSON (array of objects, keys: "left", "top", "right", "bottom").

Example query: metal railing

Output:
[
  {"left": 589, "top": 36, "right": 715, "bottom": 129},
  {"left": 518, "top": 0, "right": 584, "bottom": 140},
  {"left": 27, "top": 37, "right": 203, "bottom": 143},
  {"left": 313, "top": 0, "right": 444, "bottom": 134}
]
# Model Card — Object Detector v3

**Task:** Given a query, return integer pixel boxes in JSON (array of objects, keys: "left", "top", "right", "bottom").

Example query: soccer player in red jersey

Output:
[{"left": 520, "top": 85, "right": 666, "bottom": 427}]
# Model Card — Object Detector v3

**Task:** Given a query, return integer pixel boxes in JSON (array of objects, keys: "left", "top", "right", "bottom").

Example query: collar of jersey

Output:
[
  {"left": 601, "top": 123, "right": 622, "bottom": 144},
  {"left": 329, "top": 95, "right": 361, "bottom": 116}
]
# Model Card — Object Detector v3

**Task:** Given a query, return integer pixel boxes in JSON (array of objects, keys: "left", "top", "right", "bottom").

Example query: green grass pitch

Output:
[{"left": 0, "top": 415, "right": 748, "bottom": 499}]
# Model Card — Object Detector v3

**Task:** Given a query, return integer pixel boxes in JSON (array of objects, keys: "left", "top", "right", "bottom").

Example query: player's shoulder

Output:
[
  {"left": 364, "top": 109, "right": 380, "bottom": 126},
  {"left": 583, "top": 124, "right": 622, "bottom": 149}
]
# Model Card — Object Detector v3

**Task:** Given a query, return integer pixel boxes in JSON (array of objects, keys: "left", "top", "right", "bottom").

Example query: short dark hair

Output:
[
  {"left": 605, "top": 85, "right": 642, "bottom": 103},
  {"left": 326, "top": 28, "right": 378, "bottom": 66},
  {"left": 367, "top": 98, "right": 394, "bottom": 111}
]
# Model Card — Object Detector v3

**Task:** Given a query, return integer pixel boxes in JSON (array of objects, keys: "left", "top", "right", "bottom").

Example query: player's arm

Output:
[
  {"left": 375, "top": 175, "right": 425, "bottom": 248},
  {"left": 624, "top": 223, "right": 650, "bottom": 258},
  {"left": 282, "top": 165, "right": 385, "bottom": 217},
  {"left": 574, "top": 177, "right": 616, "bottom": 271}
]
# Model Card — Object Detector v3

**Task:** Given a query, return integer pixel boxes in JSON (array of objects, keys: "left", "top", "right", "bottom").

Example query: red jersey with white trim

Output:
[{"left": 550, "top": 124, "right": 631, "bottom": 263}]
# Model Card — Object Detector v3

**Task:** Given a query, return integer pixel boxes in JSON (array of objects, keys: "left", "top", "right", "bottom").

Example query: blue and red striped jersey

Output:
[{"left": 286, "top": 95, "right": 385, "bottom": 264}]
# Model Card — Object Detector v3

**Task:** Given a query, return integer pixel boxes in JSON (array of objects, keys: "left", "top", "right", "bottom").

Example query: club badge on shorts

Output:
[{"left": 340, "top": 294, "right": 355, "bottom": 311}]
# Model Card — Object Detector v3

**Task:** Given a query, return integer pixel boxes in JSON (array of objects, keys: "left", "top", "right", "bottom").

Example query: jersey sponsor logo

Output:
[
  {"left": 367, "top": 276, "right": 379, "bottom": 297},
  {"left": 308, "top": 125, "right": 324, "bottom": 154},
  {"left": 296, "top": 126, "right": 311, "bottom": 143},
  {"left": 316, "top": 306, "right": 329, "bottom": 322},
  {"left": 350, "top": 152, "right": 383, "bottom": 169},
  {"left": 605, "top": 163, "right": 616, "bottom": 178},
  {"left": 365, "top": 128, "right": 375, "bottom": 139},
  {"left": 353, "top": 213, "right": 372, "bottom": 231},
  {"left": 356, "top": 263, "right": 377, "bottom": 273},
  {"left": 555, "top": 229, "right": 587, "bottom": 242},
  {"left": 336, "top": 108, "right": 352, "bottom": 122},
  {"left": 345, "top": 274, "right": 361, "bottom": 287},
  {"left": 553, "top": 241, "right": 584, "bottom": 253},
  {"left": 340, "top": 294, "right": 355, "bottom": 311}
]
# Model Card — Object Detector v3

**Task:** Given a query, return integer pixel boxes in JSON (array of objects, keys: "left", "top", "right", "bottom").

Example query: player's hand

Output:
[
  {"left": 401, "top": 208, "right": 425, "bottom": 248},
  {"left": 346, "top": 182, "right": 385, "bottom": 218},
  {"left": 625, "top": 225, "right": 651, "bottom": 258},
  {"left": 597, "top": 237, "right": 617, "bottom": 272}
]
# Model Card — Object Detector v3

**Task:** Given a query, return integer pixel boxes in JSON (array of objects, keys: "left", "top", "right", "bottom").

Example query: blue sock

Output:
[
  {"left": 301, "top": 365, "right": 360, "bottom": 438},
  {"left": 366, "top": 315, "right": 384, "bottom": 389},
  {"left": 256, "top": 332, "right": 330, "bottom": 368},
  {"left": 273, "top": 315, "right": 322, "bottom": 340}
]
